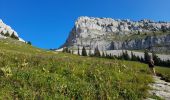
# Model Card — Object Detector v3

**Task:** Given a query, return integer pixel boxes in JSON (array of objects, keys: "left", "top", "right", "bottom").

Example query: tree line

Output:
[
  {"left": 0, "top": 31, "right": 19, "bottom": 40},
  {"left": 63, "top": 46, "right": 170, "bottom": 67}
]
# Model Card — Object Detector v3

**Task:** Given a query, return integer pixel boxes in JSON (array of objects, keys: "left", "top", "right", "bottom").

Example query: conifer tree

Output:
[
  {"left": 106, "top": 53, "right": 109, "bottom": 58},
  {"left": 144, "top": 50, "right": 150, "bottom": 63},
  {"left": 11, "top": 32, "right": 19, "bottom": 40},
  {"left": 88, "top": 47, "right": 92, "bottom": 56},
  {"left": 140, "top": 57, "right": 145, "bottom": 62},
  {"left": 152, "top": 52, "right": 161, "bottom": 65},
  {"left": 82, "top": 46, "right": 87, "bottom": 56},
  {"left": 4, "top": 31, "right": 10, "bottom": 37},
  {"left": 124, "top": 50, "right": 130, "bottom": 60},
  {"left": 68, "top": 49, "right": 71, "bottom": 53},
  {"left": 131, "top": 51, "right": 135, "bottom": 61},
  {"left": 94, "top": 46, "right": 101, "bottom": 57},
  {"left": 102, "top": 52, "right": 105, "bottom": 58},
  {"left": 109, "top": 53, "right": 114, "bottom": 59},
  {"left": 136, "top": 56, "right": 141, "bottom": 62},
  {"left": 122, "top": 50, "right": 130, "bottom": 60},
  {"left": 63, "top": 47, "right": 69, "bottom": 53},
  {"left": 131, "top": 51, "right": 138, "bottom": 61},
  {"left": 78, "top": 46, "right": 80, "bottom": 55},
  {"left": 0, "top": 31, "right": 4, "bottom": 36}
]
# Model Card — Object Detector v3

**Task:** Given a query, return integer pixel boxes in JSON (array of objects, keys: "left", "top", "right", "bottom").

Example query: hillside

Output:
[
  {"left": 0, "top": 19, "right": 25, "bottom": 42},
  {"left": 0, "top": 39, "right": 170, "bottom": 99},
  {"left": 62, "top": 16, "right": 170, "bottom": 54}
]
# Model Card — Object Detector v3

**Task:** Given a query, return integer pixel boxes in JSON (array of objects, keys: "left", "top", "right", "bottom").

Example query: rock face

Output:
[
  {"left": 111, "top": 35, "right": 170, "bottom": 50},
  {"left": 62, "top": 16, "right": 170, "bottom": 52},
  {"left": 0, "top": 19, "right": 25, "bottom": 42},
  {"left": 63, "top": 17, "right": 170, "bottom": 50}
]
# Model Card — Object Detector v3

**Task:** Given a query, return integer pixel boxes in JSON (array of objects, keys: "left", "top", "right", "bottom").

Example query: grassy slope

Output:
[
  {"left": 156, "top": 67, "right": 170, "bottom": 82},
  {"left": 0, "top": 39, "right": 169, "bottom": 99}
]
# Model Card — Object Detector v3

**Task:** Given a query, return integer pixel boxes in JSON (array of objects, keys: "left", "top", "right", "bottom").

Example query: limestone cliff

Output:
[{"left": 62, "top": 16, "right": 170, "bottom": 53}]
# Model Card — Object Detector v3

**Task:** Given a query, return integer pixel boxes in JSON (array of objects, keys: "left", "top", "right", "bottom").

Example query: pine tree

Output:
[
  {"left": 102, "top": 52, "right": 105, "bottom": 58},
  {"left": 131, "top": 51, "right": 135, "bottom": 61},
  {"left": 94, "top": 46, "right": 101, "bottom": 57},
  {"left": 68, "top": 49, "right": 71, "bottom": 53},
  {"left": 88, "top": 47, "right": 92, "bottom": 56},
  {"left": 152, "top": 52, "right": 161, "bottom": 65},
  {"left": 109, "top": 53, "right": 114, "bottom": 59},
  {"left": 165, "top": 60, "right": 170, "bottom": 67},
  {"left": 124, "top": 50, "right": 130, "bottom": 60},
  {"left": 106, "top": 53, "right": 109, "bottom": 58},
  {"left": 11, "top": 32, "right": 19, "bottom": 40},
  {"left": 0, "top": 31, "right": 4, "bottom": 36},
  {"left": 78, "top": 46, "right": 80, "bottom": 55},
  {"left": 140, "top": 57, "right": 145, "bottom": 62},
  {"left": 82, "top": 46, "right": 87, "bottom": 56},
  {"left": 137, "top": 56, "right": 141, "bottom": 62},
  {"left": 122, "top": 50, "right": 130, "bottom": 60},
  {"left": 116, "top": 54, "right": 121, "bottom": 59},
  {"left": 4, "top": 31, "right": 10, "bottom": 37},
  {"left": 63, "top": 47, "right": 69, "bottom": 53},
  {"left": 131, "top": 51, "right": 138, "bottom": 61},
  {"left": 144, "top": 50, "right": 150, "bottom": 63}
]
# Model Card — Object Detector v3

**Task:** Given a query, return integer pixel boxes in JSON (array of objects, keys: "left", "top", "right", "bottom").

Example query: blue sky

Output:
[{"left": 1, "top": 0, "right": 170, "bottom": 49}]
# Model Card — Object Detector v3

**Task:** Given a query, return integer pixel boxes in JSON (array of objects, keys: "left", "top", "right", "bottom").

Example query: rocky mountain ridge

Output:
[
  {"left": 0, "top": 19, "right": 25, "bottom": 42},
  {"left": 63, "top": 16, "right": 170, "bottom": 53}
]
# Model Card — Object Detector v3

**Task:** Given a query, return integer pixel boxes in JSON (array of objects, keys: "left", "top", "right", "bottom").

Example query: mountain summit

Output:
[
  {"left": 62, "top": 16, "right": 170, "bottom": 53},
  {"left": 0, "top": 19, "right": 25, "bottom": 42}
]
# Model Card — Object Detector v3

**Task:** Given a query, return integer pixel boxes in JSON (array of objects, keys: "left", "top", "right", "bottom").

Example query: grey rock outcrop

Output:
[
  {"left": 111, "top": 34, "right": 170, "bottom": 50},
  {"left": 0, "top": 19, "right": 25, "bottom": 42},
  {"left": 62, "top": 16, "right": 170, "bottom": 52}
]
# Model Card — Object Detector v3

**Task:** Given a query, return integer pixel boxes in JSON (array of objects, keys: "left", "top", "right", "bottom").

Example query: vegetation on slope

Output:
[
  {"left": 0, "top": 38, "right": 169, "bottom": 99},
  {"left": 156, "top": 67, "right": 170, "bottom": 82},
  {"left": 111, "top": 31, "right": 170, "bottom": 42}
]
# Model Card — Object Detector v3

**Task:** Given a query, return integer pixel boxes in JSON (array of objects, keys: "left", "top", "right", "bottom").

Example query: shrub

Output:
[
  {"left": 161, "top": 25, "right": 167, "bottom": 33},
  {"left": 27, "top": 41, "right": 32, "bottom": 45}
]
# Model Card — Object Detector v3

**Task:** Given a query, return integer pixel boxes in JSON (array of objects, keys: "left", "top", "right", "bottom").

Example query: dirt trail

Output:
[{"left": 147, "top": 76, "right": 170, "bottom": 100}]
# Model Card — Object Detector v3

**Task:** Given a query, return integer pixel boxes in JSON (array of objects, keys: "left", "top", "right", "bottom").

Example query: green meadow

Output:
[{"left": 0, "top": 39, "right": 170, "bottom": 99}]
